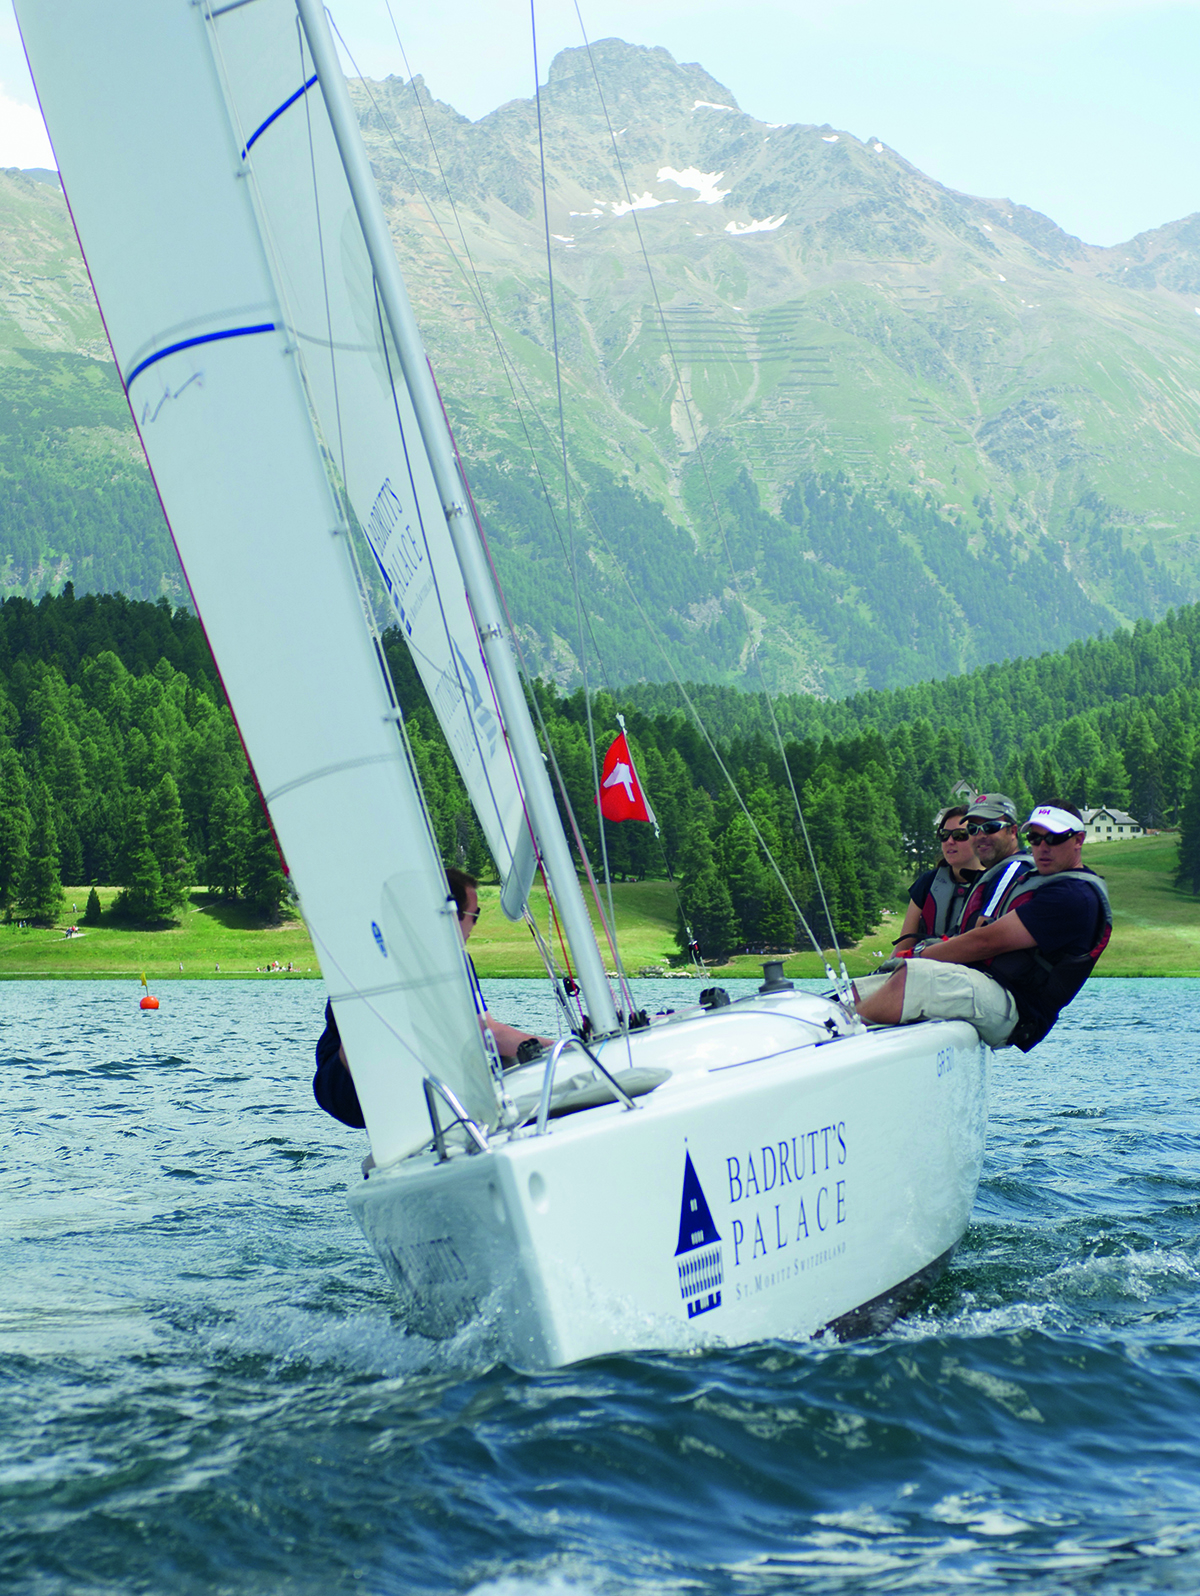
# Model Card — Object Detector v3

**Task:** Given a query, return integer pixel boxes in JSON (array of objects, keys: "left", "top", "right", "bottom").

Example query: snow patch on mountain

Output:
[
  {"left": 725, "top": 215, "right": 787, "bottom": 236},
  {"left": 657, "top": 167, "right": 729, "bottom": 205},
  {"left": 610, "top": 192, "right": 671, "bottom": 216}
]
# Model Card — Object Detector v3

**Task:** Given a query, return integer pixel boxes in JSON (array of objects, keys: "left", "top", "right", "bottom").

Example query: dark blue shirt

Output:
[
  {"left": 313, "top": 1000, "right": 364, "bottom": 1128},
  {"left": 984, "top": 873, "right": 1107, "bottom": 1037}
]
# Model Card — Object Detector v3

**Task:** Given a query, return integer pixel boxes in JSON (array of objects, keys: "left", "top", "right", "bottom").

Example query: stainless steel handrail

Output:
[
  {"left": 535, "top": 1036, "right": 638, "bottom": 1135},
  {"left": 423, "top": 1076, "right": 490, "bottom": 1161}
]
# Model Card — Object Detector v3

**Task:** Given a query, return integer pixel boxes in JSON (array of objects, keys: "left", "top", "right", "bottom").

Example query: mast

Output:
[{"left": 295, "top": 0, "right": 619, "bottom": 1035}]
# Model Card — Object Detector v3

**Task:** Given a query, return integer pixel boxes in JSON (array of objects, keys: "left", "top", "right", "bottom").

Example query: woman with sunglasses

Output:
[{"left": 892, "top": 804, "right": 983, "bottom": 956}]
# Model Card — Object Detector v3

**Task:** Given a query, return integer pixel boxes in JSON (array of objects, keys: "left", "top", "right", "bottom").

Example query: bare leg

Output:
[{"left": 855, "top": 966, "right": 907, "bottom": 1026}]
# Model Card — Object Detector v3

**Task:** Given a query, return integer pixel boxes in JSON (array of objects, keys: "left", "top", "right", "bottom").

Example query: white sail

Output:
[
  {"left": 193, "top": 0, "right": 533, "bottom": 908},
  {"left": 17, "top": 0, "right": 499, "bottom": 1166}
]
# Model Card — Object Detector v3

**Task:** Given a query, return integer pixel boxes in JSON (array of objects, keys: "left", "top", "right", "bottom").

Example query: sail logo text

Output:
[
  {"left": 367, "top": 478, "right": 429, "bottom": 636},
  {"left": 725, "top": 1119, "right": 847, "bottom": 1267}
]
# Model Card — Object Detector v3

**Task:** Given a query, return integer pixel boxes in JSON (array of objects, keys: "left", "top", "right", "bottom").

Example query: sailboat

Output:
[{"left": 18, "top": 0, "right": 990, "bottom": 1367}]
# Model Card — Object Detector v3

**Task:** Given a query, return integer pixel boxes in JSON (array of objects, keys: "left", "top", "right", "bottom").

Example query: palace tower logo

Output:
[{"left": 675, "top": 1149, "right": 723, "bottom": 1319}]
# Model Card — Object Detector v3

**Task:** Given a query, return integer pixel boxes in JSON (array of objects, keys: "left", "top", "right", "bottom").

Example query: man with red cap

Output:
[{"left": 856, "top": 802, "right": 1110, "bottom": 1052}]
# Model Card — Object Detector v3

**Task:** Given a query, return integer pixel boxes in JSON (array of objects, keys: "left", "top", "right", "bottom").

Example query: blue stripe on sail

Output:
[
  {"left": 124, "top": 324, "right": 277, "bottom": 388},
  {"left": 241, "top": 75, "right": 318, "bottom": 159}
]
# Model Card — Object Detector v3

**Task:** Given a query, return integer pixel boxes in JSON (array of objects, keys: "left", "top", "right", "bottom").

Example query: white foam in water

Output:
[
  {"left": 813, "top": 1506, "right": 906, "bottom": 1534},
  {"left": 930, "top": 1493, "right": 1033, "bottom": 1536},
  {"left": 467, "top": 1580, "right": 600, "bottom": 1596},
  {"left": 891, "top": 1296, "right": 1055, "bottom": 1342},
  {"left": 1045, "top": 1246, "right": 1199, "bottom": 1303},
  {"left": 727, "top": 1541, "right": 913, "bottom": 1578}
]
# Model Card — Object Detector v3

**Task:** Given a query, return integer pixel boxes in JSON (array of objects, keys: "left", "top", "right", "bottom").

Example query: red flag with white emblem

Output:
[{"left": 597, "top": 731, "right": 655, "bottom": 824}]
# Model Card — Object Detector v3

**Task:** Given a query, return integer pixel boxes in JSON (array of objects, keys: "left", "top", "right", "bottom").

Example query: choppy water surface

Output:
[{"left": 2, "top": 976, "right": 1198, "bottom": 1594}]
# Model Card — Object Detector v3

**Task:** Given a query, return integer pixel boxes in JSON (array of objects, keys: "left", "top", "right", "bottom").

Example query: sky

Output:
[{"left": 2, "top": 0, "right": 1197, "bottom": 247}]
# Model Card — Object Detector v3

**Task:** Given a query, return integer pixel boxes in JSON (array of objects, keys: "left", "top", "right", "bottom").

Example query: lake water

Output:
[{"left": 3, "top": 976, "right": 1199, "bottom": 1594}]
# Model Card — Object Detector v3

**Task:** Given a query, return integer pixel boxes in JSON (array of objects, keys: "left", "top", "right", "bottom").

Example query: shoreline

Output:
[
  {"left": 5, "top": 836, "right": 1196, "bottom": 981},
  {"left": 1, "top": 964, "right": 1194, "bottom": 982}
]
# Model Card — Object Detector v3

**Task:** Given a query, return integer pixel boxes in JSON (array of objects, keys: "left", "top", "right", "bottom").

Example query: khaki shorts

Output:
[{"left": 898, "top": 960, "right": 1018, "bottom": 1049}]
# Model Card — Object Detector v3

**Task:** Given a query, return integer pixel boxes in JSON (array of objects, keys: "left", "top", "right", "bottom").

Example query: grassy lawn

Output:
[
  {"left": 0, "top": 887, "right": 319, "bottom": 980},
  {"left": 1079, "top": 832, "right": 1200, "bottom": 976},
  {"left": 3, "top": 835, "right": 1195, "bottom": 981}
]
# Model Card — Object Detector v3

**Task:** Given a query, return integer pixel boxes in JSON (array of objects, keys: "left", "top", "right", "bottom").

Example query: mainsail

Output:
[{"left": 17, "top": 0, "right": 500, "bottom": 1165}]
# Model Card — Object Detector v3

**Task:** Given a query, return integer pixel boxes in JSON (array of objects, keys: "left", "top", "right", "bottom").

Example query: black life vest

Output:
[
  {"left": 959, "top": 850, "right": 1035, "bottom": 932},
  {"left": 920, "top": 863, "right": 981, "bottom": 938},
  {"left": 983, "top": 868, "right": 1113, "bottom": 1053}
]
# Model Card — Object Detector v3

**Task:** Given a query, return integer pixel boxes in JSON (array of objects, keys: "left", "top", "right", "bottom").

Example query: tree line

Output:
[
  {"left": 3, "top": 586, "right": 1198, "bottom": 956},
  {"left": 0, "top": 589, "right": 283, "bottom": 926}
]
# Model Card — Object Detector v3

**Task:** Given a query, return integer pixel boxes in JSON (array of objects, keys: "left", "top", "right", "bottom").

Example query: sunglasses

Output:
[
  {"left": 1024, "top": 829, "right": 1076, "bottom": 847},
  {"left": 459, "top": 907, "right": 481, "bottom": 923},
  {"left": 937, "top": 826, "right": 971, "bottom": 842},
  {"left": 966, "top": 819, "right": 1010, "bottom": 836}
]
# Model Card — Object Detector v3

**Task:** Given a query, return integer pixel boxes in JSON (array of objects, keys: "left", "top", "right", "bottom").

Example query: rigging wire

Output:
[
  {"left": 315, "top": 18, "right": 553, "bottom": 906},
  {"left": 337, "top": 38, "right": 704, "bottom": 963},
  {"left": 341, "top": 2, "right": 847, "bottom": 992},
  {"left": 330, "top": 11, "right": 612, "bottom": 687},
  {"left": 569, "top": 5, "right": 852, "bottom": 995},
  {"left": 330, "top": 23, "right": 626, "bottom": 741},
  {"left": 534, "top": 103, "right": 628, "bottom": 1010},
  {"left": 529, "top": 0, "right": 633, "bottom": 1019}
]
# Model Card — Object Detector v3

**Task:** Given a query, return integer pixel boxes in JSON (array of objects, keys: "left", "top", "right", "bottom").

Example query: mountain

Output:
[
  {"left": 0, "top": 167, "right": 181, "bottom": 602},
  {"left": 3, "top": 45, "right": 1200, "bottom": 694}
]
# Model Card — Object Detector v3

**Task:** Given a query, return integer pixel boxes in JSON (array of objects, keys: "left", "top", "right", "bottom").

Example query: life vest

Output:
[
  {"left": 959, "top": 850, "right": 1035, "bottom": 932},
  {"left": 983, "top": 867, "right": 1113, "bottom": 1053},
  {"left": 919, "top": 862, "right": 981, "bottom": 938}
]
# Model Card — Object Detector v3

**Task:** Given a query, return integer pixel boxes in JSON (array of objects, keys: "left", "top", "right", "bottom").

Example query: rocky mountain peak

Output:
[{"left": 3, "top": 40, "right": 1200, "bottom": 694}]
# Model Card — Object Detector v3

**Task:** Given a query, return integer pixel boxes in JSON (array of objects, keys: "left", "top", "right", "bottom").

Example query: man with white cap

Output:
[{"left": 856, "top": 801, "right": 1111, "bottom": 1051}]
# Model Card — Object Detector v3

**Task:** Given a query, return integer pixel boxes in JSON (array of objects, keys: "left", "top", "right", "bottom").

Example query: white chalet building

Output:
[{"left": 1082, "top": 807, "right": 1144, "bottom": 842}]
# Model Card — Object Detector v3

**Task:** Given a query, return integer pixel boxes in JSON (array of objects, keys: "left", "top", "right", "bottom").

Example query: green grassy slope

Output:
[
  {"left": 5, "top": 837, "right": 1194, "bottom": 981},
  {"left": 1083, "top": 834, "right": 1200, "bottom": 976}
]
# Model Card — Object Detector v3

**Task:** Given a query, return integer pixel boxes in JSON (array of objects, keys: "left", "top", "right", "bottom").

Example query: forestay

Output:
[{"left": 17, "top": 0, "right": 500, "bottom": 1165}]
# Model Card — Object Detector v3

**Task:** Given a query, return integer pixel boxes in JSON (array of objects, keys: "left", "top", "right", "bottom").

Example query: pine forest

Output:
[{"left": 3, "top": 588, "right": 1199, "bottom": 961}]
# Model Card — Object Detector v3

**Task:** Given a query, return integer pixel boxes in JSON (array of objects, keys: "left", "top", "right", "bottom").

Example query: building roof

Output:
[{"left": 1082, "top": 808, "right": 1141, "bottom": 826}]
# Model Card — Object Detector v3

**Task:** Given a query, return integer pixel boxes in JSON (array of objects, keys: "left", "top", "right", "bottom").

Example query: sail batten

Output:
[
  {"left": 241, "top": 72, "right": 318, "bottom": 158},
  {"left": 125, "top": 324, "right": 279, "bottom": 387}
]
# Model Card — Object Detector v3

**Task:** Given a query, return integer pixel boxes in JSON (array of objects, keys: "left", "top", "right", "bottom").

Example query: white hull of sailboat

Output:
[{"left": 349, "top": 998, "right": 989, "bottom": 1368}]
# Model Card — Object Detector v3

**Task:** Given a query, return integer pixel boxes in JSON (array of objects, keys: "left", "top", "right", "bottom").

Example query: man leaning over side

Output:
[
  {"left": 856, "top": 803, "right": 1111, "bottom": 1052},
  {"left": 313, "top": 868, "right": 551, "bottom": 1129}
]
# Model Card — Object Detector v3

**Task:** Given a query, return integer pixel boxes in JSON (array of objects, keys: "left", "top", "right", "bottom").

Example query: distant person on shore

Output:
[
  {"left": 891, "top": 804, "right": 982, "bottom": 955},
  {"left": 856, "top": 802, "right": 1110, "bottom": 1051},
  {"left": 313, "top": 868, "right": 552, "bottom": 1130}
]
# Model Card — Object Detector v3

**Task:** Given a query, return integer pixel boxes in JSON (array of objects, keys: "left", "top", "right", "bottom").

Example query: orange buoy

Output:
[{"left": 140, "top": 994, "right": 159, "bottom": 1010}]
